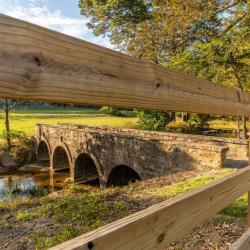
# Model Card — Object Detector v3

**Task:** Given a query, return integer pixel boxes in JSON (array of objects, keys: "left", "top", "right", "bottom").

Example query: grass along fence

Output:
[{"left": 1, "top": 14, "right": 250, "bottom": 249}]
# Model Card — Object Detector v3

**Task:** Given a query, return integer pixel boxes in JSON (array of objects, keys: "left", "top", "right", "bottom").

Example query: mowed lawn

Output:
[
  {"left": 0, "top": 106, "right": 244, "bottom": 137},
  {"left": 0, "top": 107, "right": 138, "bottom": 136}
]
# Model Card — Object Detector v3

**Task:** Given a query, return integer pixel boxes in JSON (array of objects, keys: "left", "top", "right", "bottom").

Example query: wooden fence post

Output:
[
  {"left": 248, "top": 134, "right": 250, "bottom": 227},
  {"left": 248, "top": 192, "right": 250, "bottom": 227}
]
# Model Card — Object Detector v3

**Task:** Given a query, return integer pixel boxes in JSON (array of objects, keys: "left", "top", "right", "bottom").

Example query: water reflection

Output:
[{"left": 0, "top": 170, "right": 70, "bottom": 200}]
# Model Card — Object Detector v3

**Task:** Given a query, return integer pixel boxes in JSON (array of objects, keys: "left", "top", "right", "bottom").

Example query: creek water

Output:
[{"left": 0, "top": 170, "right": 70, "bottom": 200}]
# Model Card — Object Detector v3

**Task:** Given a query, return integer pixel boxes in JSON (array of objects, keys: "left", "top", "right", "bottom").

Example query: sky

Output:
[{"left": 0, "top": 0, "right": 112, "bottom": 48}]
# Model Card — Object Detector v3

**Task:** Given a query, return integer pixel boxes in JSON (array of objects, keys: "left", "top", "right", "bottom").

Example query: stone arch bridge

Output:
[{"left": 36, "top": 123, "right": 246, "bottom": 187}]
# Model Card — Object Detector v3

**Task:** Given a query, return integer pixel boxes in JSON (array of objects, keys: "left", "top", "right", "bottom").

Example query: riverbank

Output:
[
  {"left": 0, "top": 170, "right": 70, "bottom": 201},
  {"left": 0, "top": 168, "right": 247, "bottom": 249}
]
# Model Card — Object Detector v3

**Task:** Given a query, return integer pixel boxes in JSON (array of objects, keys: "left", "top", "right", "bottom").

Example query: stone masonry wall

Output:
[
  {"left": 57, "top": 124, "right": 247, "bottom": 158},
  {"left": 36, "top": 124, "right": 229, "bottom": 185}
]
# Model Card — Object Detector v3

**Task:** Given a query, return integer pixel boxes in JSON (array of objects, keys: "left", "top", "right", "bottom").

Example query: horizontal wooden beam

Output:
[
  {"left": 229, "top": 228, "right": 250, "bottom": 250},
  {"left": 49, "top": 167, "right": 250, "bottom": 250},
  {"left": 1, "top": 14, "right": 250, "bottom": 116}
]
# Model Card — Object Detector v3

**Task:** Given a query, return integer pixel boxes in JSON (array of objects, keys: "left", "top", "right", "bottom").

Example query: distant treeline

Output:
[{"left": 0, "top": 99, "right": 100, "bottom": 109}]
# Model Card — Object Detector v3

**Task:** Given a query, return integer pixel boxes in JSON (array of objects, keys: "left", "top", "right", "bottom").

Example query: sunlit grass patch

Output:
[
  {"left": 16, "top": 210, "right": 37, "bottom": 222},
  {"left": 219, "top": 195, "right": 247, "bottom": 219},
  {"left": 140, "top": 169, "right": 234, "bottom": 198},
  {"left": 208, "top": 119, "right": 244, "bottom": 131},
  {"left": 0, "top": 107, "right": 138, "bottom": 135},
  {"left": 25, "top": 190, "right": 129, "bottom": 249},
  {"left": 31, "top": 226, "right": 83, "bottom": 250}
]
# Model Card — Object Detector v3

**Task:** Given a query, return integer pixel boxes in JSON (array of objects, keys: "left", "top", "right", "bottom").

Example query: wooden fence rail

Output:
[
  {"left": 229, "top": 228, "right": 250, "bottom": 250},
  {"left": 1, "top": 14, "right": 250, "bottom": 117},
  {"left": 49, "top": 167, "right": 250, "bottom": 250},
  {"left": 0, "top": 14, "right": 250, "bottom": 250}
]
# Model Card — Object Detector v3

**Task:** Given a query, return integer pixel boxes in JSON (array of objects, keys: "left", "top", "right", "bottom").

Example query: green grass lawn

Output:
[
  {"left": 0, "top": 106, "right": 245, "bottom": 137},
  {"left": 168, "top": 118, "right": 245, "bottom": 131},
  {"left": 0, "top": 107, "right": 138, "bottom": 136}
]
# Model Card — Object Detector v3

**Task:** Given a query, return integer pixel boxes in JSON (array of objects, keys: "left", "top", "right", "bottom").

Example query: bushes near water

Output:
[{"left": 0, "top": 130, "right": 36, "bottom": 165}]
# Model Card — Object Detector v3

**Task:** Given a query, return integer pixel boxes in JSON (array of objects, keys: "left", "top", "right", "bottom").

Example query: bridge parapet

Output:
[{"left": 56, "top": 123, "right": 247, "bottom": 158}]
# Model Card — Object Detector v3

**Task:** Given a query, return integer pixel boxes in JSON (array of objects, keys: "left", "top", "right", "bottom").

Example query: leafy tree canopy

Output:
[
  {"left": 79, "top": 0, "right": 248, "bottom": 63},
  {"left": 166, "top": 11, "right": 250, "bottom": 91}
]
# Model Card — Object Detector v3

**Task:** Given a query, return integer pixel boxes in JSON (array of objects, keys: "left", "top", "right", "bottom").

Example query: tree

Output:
[
  {"left": 79, "top": 0, "right": 248, "bottom": 62},
  {"left": 0, "top": 99, "right": 17, "bottom": 147}
]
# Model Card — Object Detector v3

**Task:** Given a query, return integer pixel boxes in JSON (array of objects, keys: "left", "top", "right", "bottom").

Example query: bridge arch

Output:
[
  {"left": 37, "top": 140, "right": 50, "bottom": 167},
  {"left": 74, "top": 153, "right": 100, "bottom": 186},
  {"left": 52, "top": 145, "right": 71, "bottom": 172},
  {"left": 107, "top": 165, "right": 141, "bottom": 187}
]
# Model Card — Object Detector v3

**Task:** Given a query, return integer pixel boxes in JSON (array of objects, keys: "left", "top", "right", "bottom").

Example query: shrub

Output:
[
  {"left": 100, "top": 106, "right": 122, "bottom": 116},
  {"left": 136, "top": 110, "right": 171, "bottom": 131},
  {"left": 188, "top": 113, "right": 210, "bottom": 130},
  {"left": 0, "top": 130, "right": 36, "bottom": 165},
  {"left": 1, "top": 130, "right": 25, "bottom": 141},
  {"left": 10, "top": 137, "right": 36, "bottom": 165}
]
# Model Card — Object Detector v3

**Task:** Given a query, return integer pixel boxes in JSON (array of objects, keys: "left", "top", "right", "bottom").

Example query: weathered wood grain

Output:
[
  {"left": 248, "top": 192, "right": 250, "bottom": 227},
  {"left": 1, "top": 14, "right": 250, "bottom": 116},
  {"left": 49, "top": 167, "right": 250, "bottom": 250},
  {"left": 229, "top": 228, "right": 250, "bottom": 250}
]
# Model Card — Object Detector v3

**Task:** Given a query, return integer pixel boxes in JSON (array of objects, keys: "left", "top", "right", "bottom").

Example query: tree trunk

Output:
[
  {"left": 170, "top": 112, "right": 176, "bottom": 122},
  {"left": 181, "top": 113, "right": 185, "bottom": 122},
  {"left": 237, "top": 117, "right": 241, "bottom": 139},
  {"left": 5, "top": 99, "right": 11, "bottom": 148},
  {"left": 242, "top": 116, "right": 248, "bottom": 139}
]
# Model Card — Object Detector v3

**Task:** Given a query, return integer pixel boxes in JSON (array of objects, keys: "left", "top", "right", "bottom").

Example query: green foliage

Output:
[
  {"left": 79, "top": 1, "right": 247, "bottom": 62},
  {"left": 220, "top": 195, "right": 247, "bottom": 219},
  {"left": 10, "top": 140, "right": 36, "bottom": 165},
  {"left": 143, "top": 173, "right": 223, "bottom": 198},
  {"left": 99, "top": 106, "right": 122, "bottom": 116},
  {"left": 16, "top": 210, "right": 36, "bottom": 222},
  {"left": 0, "top": 130, "right": 26, "bottom": 151},
  {"left": 188, "top": 114, "right": 210, "bottom": 130},
  {"left": 166, "top": 22, "right": 250, "bottom": 91},
  {"left": 136, "top": 110, "right": 171, "bottom": 131},
  {"left": 23, "top": 189, "right": 129, "bottom": 249},
  {"left": 1, "top": 130, "right": 25, "bottom": 141},
  {"left": 32, "top": 226, "right": 82, "bottom": 250},
  {"left": 0, "top": 129, "right": 36, "bottom": 165},
  {"left": 113, "top": 200, "right": 126, "bottom": 210}
]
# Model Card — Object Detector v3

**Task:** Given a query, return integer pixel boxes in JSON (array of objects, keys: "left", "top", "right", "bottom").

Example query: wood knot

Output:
[
  {"left": 87, "top": 241, "right": 94, "bottom": 249},
  {"left": 158, "top": 233, "right": 165, "bottom": 243},
  {"left": 156, "top": 83, "right": 161, "bottom": 88},
  {"left": 34, "top": 55, "right": 42, "bottom": 66}
]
